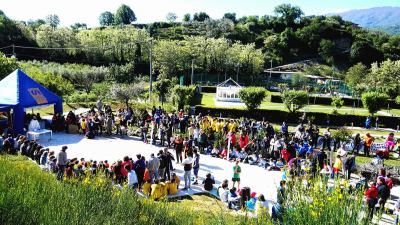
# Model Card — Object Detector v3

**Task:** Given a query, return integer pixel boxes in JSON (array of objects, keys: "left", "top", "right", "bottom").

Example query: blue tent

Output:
[{"left": 0, "top": 69, "right": 63, "bottom": 134}]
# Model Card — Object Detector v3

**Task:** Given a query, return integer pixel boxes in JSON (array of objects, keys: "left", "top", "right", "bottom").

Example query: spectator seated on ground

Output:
[
  {"left": 150, "top": 179, "right": 165, "bottom": 201},
  {"left": 171, "top": 173, "right": 180, "bottom": 188},
  {"left": 203, "top": 173, "right": 215, "bottom": 191},
  {"left": 218, "top": 180, "right": 229, "bottom": 206},
  {"left": 142, "top": 180, "right": 152, "bottom": 196},
  {"left": 248, "top": 152, "right": 259, "bottom": 165},
  {"left": 166, "top": 179, "right": 178, "bottom": 195},
  {"left": 228, "top": 187, "right": 241, "bottom": 210},
  {"left": 229, "top": 148, "right": 239, "bottom": 161},
  {"left": 238, "top": 149, "right": 248, "bottom": 162},
  {"left": 205, "top": 145, "right": 213, "bottom": 155},
  {"left": 211, "top": 147, "right": 220, "bottom": 157},
  {"left": 258, "top": 156, "right": 270, "bottom": 169},
  {"left": 246, "top": 192, "right": 257, "bottom": 211},
  {"left": 219, "top": 148, "right": 228, "bottom": 159}
]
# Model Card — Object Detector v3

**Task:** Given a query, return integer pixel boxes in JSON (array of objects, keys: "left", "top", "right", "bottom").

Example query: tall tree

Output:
[
  {"left": 193, "top": 12, "right": 210, "bottom": 22},
  {"left": 99, "top": 11, "right": 114, "bottom": 26},
  {"left": 114, "top": 4, "right": 136, "bottom": 25},
  {"left": 166, "top": 12, "right": 177, "bottom": 23},
  {"left": 45, "top": 14, "right": 60, "bottom": 28},
  {"left": 274, "top": 4, "right": 303, "bottom": 26},
  {"left": 223, "top": 13, "right": 237, "bottom": 23},
  {"left": 183, "top": 13, "right": 191, "bottom": 22}
]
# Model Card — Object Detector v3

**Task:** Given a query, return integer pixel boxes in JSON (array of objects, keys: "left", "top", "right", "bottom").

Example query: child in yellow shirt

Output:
[
  {"left": 142, "top": 180, "right": 151, "bottom": 196},
  {"left": 166, "top": 179, "right": 178, "bottom": 195}
]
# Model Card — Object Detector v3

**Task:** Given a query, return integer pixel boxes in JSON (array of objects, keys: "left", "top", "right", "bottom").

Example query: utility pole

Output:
[
  {"left": 149, "top": 40, "right": 153, "bottom": 102},
  {"left": 269, "top": 60, "right": 272, "bottom": 78},
  {"left": 12, "top": 44, "right": 15, "bottom": 58},
  {"left": 236, "top": 63, "right": 240, "bottom": 83},
  {"left": 191, "top": 58, "right": 194, "bottom": 85}
]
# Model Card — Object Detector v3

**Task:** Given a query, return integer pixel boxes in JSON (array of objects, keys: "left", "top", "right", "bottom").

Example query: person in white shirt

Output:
[
  {"left": 126, "top": 165, "right": 138, "bottom": 190},
  {"left": 28, "top": 116, "right": 41, "bottom": 131}
]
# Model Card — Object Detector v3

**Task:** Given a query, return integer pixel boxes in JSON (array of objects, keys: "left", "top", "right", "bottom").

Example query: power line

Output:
[{"left": 0, "top": 45, "right": 12, "bottom": 50}]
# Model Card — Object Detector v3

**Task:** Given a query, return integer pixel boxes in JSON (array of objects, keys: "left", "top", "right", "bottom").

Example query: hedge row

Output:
[
  {"left": 270, "top": 94, "right": 400, "bottom": 109},
  {"left": 195, "top": 106, "right": 400, "bottom": 129}
]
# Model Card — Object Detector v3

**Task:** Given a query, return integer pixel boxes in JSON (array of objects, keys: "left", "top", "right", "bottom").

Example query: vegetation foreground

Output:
[{"left": 0, "top": 155, "right": 377, "bottom": 225}]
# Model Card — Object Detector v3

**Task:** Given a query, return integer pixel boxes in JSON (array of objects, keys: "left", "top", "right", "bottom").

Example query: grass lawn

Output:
[
  {"left": 355, "top": 155, "right": 400, "bottom": 167},
  {"left": 199, "top": 93, "right": 400, "bottom": 117}
]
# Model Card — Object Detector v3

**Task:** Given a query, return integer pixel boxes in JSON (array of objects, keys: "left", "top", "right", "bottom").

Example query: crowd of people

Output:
[{"left": 1, "top": 103, "right": 400, "bottom": 222}]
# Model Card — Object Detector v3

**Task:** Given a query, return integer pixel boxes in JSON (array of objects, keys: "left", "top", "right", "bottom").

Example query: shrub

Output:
[
  {"left": 331, "top": 96, "right": 344, "bottom": 109},
  {"left": 281, "top": 90, "right": 309, "bottom": 113},
  {"left": 361, "top": 92, "right": 389, "bottom": 115},
  {"left": 238, "top": 87, "right": 267, "bottom": 110},
  {"left": 66, "top": 92, "right": 98, "bottom": 103},
  {"left": 109, "top": 83, "right": 145, "bottom": 108},
  {"left": 171, "top": 85, "right": 196, "bottom": 110},
  {"left": 332, "top": 127, "right": 353, "bottom": 143},
  {"left": 395, "top": 96, "right": 400, "bottom": 105}
]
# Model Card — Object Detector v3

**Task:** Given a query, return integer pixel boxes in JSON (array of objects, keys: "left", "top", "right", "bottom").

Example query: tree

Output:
[
  {"left": 319, "top": 39, "right": 335, "bottom": 64},
  {"left": 0, "top": 53, "right": 18, "bottom": 80},
  {"left": 345, "top": 63, "right": 369, "bottom": 96},
  {"left": 282, "top": 90, "right": 309, "bottom": 113},
  {"left": 291, "top": 73, "right": 309, "bottom": 89},
  {"left": 274, "top": 4, "right": 303, "bottom": 26},
  {"left": 223, "top": 13, "right": 237, "bottom": 23},
  {"left": 115, "top": 4, "right": 136, "bottom": 25},
  {"left": 350, "top": 40, "right": 383, "bottom": 66},
  {"left": 193, "top": 12, "right": 210, "bottom": 22},
  {"left": 361, "top": 92, "right": 389, "bottom": 115},
  {"left": 99, "top": 11, "right": 114, "bottom": 26},
  {"left": 367, "top": 60, "right": 400, "bottom": 98},
  {"left": 110, "top": 82, "right": 145, "bottom": 108},
  {"left": 166, "top": 12, "right": 177, "bottom": 23},
  {"left": 45, "top": 14, "right": 60, "bottom": 28},
  {"left": 70, "top": 23, "right": 87, "bottom": 31},
  {"left": 154, "top": 76, "right": 176, "bottom": 105},
  {"left": 238, "top": 87, "right": 267, "bottom": 110},
  {"left": 331, "top": 96, "right": 344, "bottom": 110},
  {"left": 171, "top": 85, "right": 196, "bottom": 110},
  {"left": 183, "top": 13, "right": 191, "bottom": 22}
]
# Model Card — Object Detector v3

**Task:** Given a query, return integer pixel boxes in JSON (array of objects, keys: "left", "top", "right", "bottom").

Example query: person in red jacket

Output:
[
  {"left": 239, "top": 132, "right": 249, "bottom": 149},
  {"left": 364, "top": 181, "right": 378, "bottom": 220}
]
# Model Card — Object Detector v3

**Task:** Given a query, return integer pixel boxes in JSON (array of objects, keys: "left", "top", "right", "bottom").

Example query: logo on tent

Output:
[{"left": 28, "top": 88, "right": 48, "bottom": 104}]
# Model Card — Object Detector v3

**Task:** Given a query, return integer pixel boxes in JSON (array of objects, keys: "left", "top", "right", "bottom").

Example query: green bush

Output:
[
  {"left": 171, "top": 85, "right": 196, "bottom": 110},
  {"left": 66, "top": 92, "right": 98, "bottom": 103},
  {"left": 281, "top": 90, "right": 309, "bottom": 113},
  {"left": 395, "top": 96, "right": 400, "bottom": 105},
  {"left": 238, "top": 87, "right": 267, "bottom": 110},
  {"left": 331, "top": 96, "right": 344, "bottom": 109},
  {"left": 332, "top": 127, "right": 353, "bottom": 143},
  {"left": 361, "top": 92, "right": 389, "bottom": 115}
]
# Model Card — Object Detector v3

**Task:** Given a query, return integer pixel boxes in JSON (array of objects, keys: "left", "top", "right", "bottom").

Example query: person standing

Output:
[
  {"left": 364, "top": 181, "right": 378, "bottom": 220},
  {"left": 174, "top": 135, "right": 184, "bottom": 163},
  {"left": 364, "top": 133, "right": 373, "bottom": 157},
  {"left": 158, "top": 150, "right": 167, "bottom": 180},
  {"left": 182, "top": 156, "right": 193, "bottom": 190},
  {"left": 377, "top": 177, "right": 390, "bottom": 212},
  {"left": 192, "top": 149, "right": 200, "bottom": 185},
  {"left": 232, "top": 160, "right": 241, "bottom": 189},
  {"left": 147, "top": 153, "right": 160, "bottom": 182},
  {"left": 134, "top": 154, "right": 146, "bottom": 188},
  {"left": 56, "top": 146, "right": 68, "bottom": 181}
]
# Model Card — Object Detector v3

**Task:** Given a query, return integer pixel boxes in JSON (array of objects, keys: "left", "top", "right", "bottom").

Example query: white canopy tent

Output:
[{"left": 215, "top": 78, "right": 242, "bottom": 102}]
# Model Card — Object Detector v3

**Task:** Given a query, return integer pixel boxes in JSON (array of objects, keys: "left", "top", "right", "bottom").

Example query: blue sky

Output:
[{"left": 1, "top": 0, "right": 400, "bottom": 27}]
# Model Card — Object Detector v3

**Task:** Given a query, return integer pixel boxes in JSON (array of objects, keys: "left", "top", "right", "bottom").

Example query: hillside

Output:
[{"left": 331, "top": 7, "right": 400, "bottom": 33}]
